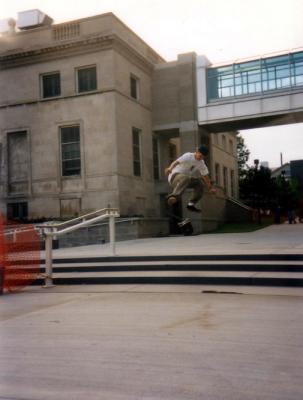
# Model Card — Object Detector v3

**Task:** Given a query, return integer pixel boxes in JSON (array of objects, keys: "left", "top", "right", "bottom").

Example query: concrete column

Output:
[
  {"left": 177, "top": 52, "right": 201, "bottom": 154},
  {"left": 196, "top": 55, "right": 211, "bottom": 124},
  {"left": 180, "top": 123, "right": 199, "bottom": 153}
]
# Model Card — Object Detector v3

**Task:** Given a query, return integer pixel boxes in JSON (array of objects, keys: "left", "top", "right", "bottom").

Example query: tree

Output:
[
  {"left": 274, "top": 176, "right": 300, "bottom": 212},
  {"left": 237, "top": 135, "right": 250, "bottom": 178},
  {"left": 240, "top": 163, "right": 301, "bottom": 224},
  {"left": 240, "top": 164, "right": 276, "bottom": 224}
]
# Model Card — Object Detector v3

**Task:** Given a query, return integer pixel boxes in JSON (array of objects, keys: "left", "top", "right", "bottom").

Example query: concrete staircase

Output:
[{"left": 37, "top": 254, "right": 303, "bottom": 287}]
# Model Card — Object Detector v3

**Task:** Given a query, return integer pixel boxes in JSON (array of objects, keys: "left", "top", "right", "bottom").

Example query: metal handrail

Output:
[
  {"left": 42, "top": 207, "right": 120, "bottom": 288},
  {"left": 4, "top": 225, "right": 37, "bottom": 235},
  {"left": 37, "top": 207, "right": 119, "bottom": 229},
  {"left": 3, "top": 208, "right": 120, "bottom": 241}
]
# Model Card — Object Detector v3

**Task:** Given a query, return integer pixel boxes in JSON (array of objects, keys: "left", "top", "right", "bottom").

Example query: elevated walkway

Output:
[{"left": 197, "top": 48, "right": 303, "bottom": 131}]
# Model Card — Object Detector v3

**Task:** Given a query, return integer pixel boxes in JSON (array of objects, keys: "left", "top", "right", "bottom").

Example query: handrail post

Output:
[
  {"left": 109, "top": 214, "right": 116, "bottom": 256},
  {"left": 44, "top": 233, "right": 55, "bottom": 288},
  {"left": 40, "top": 208, "right": 119, "bottom": 286}
]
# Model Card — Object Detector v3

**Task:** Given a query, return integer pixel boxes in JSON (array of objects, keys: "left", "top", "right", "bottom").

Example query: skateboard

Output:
[{"left": 166, "top": 210, "right": 194, "bottom": 236}]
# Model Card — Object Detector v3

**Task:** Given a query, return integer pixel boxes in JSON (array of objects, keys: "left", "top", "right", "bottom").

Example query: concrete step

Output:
[
  {"left": 42, "top": 254, "right": 303, "bottom": 263},
  {"left": 34, "top": 254, "right": 303, "bottom": 287},
  {"left": 41, "top": 262, "right": 303, "bottom": 273}
]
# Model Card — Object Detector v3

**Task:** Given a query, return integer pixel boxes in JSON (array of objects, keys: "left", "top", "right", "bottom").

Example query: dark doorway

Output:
[{"left": 7, "top": 202, "right": 28, "bottom": 221}]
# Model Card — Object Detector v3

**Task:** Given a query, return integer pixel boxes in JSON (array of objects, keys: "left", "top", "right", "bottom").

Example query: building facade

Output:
[{"left": 0, "top": 11, "right": 238, "bottom": 231}]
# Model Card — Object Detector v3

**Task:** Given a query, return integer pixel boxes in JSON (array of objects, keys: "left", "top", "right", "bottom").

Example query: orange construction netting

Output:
[{"left": 0, "top": 215, "right": 41, "bottom": 293}]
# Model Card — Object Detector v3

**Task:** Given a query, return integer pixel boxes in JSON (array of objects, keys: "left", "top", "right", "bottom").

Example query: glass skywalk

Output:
[{"left": 207, "top": 50, "right": 303, "bottom": 101}]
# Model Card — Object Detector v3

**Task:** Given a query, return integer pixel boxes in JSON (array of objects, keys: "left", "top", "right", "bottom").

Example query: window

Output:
[
  {"left": 77, "top": 66, "right": 97, "bottom": 93},
  {"left": 7, "top": 131, "right": 29, "bottom": 195},
  {"left": 152, "top": 137, "right": 160, "bottom": 180},
  {"left": 292, "top": 52, "right": 303, "bottom": 86},
  {"left": 130, "top": 75, "right": 140, "bottom": 100},
  {"left": 215, "top": 163, "right": 220, "bottom": 185},
  {"left": 223, "top": 167, "right": 228, "bottom": 194},
  {"left": 229, "top": 139, "right": 234, "bottom": 155},
  {"left": 132, "top": 128, "right": 142, "bottom": 177},
  {"left": 7, "top": 202, "right": 28, "bottom": 220},
  {"left": 41, "top": 72, "right": 61, "bottom": 98},
  {"left": 206, "top": 50, "right": 303, "bottom": 100},
  {"left": 222, "top": 135, "right": 226, "bottom": 151},
  {"left": 234, "top": 60, "right": 262, "bottom": 95},
  {"left": 207, "top": 65, "right": 234, "bottom": 100},
  {"left": 168, "top": 141, "right": 177, "bottom": 164},
  {"left": 60, "top": 126, "right": 81, "bottom": 176},
  {"left": 230, "top": 170, "right": 235, "bottom": 198}
]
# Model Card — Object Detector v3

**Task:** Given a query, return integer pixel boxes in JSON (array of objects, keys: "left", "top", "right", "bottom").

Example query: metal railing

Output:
[
  {"left": 40, "top": 208, "right": 120, "bottom": 288},
  {"left": 4, "top": 225, "right": 38, "bottom": 239}
]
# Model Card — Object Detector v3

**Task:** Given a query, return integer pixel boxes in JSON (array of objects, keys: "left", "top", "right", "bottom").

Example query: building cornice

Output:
[
  {"left": 0, "top": 87, "right": 151, "bottom": 112},
  {"left": 0, "top": 33, "right": 156, "bottom": 73}
]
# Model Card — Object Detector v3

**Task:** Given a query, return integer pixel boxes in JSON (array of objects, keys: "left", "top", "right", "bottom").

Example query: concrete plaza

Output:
[
  {"left": 1, "top": 223, "right": 303, "bottom": 399},
  {"left": 50, "top": 222, "right": 303, "bottom": 258},
  {"left": 1, "top": 289, "right": 303, "bottom": 400}
]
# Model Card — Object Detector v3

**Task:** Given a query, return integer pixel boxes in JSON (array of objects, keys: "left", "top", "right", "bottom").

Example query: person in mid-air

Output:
[{"left": 165, "top": 145, "right": 216, "bottom": 212}]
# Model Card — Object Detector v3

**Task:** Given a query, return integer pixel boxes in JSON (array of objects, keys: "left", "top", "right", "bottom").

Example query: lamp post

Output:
[{"left": 253, "top": 159, "right": 261, "bottom": 224}]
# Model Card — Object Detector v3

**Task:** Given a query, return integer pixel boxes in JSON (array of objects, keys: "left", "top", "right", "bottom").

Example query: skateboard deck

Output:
[{"left": 167, "top": 211, "right": 194, "bottom": 236}]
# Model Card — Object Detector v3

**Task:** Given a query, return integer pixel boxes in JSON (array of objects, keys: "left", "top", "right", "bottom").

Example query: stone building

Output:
[{"left": 0, "top": 10, "right": 239, "bottom": 232}]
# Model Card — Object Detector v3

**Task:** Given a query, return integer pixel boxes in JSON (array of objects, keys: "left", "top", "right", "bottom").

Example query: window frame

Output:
[
  {"left": 215, "top": 163, "right": 220, "bottom": 186},
  {"left": 207, "top": 51, "right": 303, "bottom": 101},
  {"left": 76, "top": 65, "right": 97, "bottom": 94},
  {"left": 230, "top": 169, "right": 235, "bottom": 198},
  {"left": 229, "top": 139, "right": 234, "bottom": 155},
  {"left": 223, "top": 166, "right": 228, "bottom": 194},
  {"left": 168, "top": 142, "right": 177, "bottom": 165},
  {"left": 60, "top": 125, "right": 81, "bottom": 178},
  {"left": 222, "top": 135, "right": 226, "bottom": 151},
  {"left": 7, "top": 130, "right": 29, "bottom": 195},
  {"left": 130, "top": 74, "right": 140, "bottom": 100},
  {"left": 7, "top": 202, "right": 28, "bottom": 220},
  {"left": 152, "top": 137, "right": 160, "bottom": 180},
  {"left": 132, "top": 127, "right": 142, "bottom": 177},
  {"left": 40, "top": 71, "right": 61, "bottom": 99}
]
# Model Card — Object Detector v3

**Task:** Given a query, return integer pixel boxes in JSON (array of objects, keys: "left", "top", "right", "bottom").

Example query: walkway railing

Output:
[{"left": 40, "top": 208, "right": 120, "bottom": 288}]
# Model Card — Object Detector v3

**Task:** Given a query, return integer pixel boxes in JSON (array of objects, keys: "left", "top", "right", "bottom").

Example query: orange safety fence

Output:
[{"left": 0, "top": 215, "right": 41, "bottom": 293}]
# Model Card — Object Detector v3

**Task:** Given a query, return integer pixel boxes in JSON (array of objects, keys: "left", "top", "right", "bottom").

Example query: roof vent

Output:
[
  {"left": 0, "top": 18, "right": 16, "bottom": 35},
  {"left": 17, "top": 9, "right": 53, "bottom": 30}
]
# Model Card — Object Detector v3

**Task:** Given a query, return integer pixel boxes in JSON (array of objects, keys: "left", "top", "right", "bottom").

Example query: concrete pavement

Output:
[
  {"left": 1, "top": 289, "right": 303, "bottom": 400},
  {"left": 1, "top": 223, "right": 303, "bottom": 399},
  {"left": 48, "top": 223, "right": 303, "bottom": 259}
]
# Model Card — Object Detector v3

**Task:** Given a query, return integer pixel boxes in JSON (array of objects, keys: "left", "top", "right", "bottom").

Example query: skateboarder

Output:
[{"left": 165, "top": 145, "right": 216, "bottom": 212}]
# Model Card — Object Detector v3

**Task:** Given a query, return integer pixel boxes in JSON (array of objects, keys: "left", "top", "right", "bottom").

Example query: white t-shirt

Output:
[{"left": 168, "top": 152, "right": 209, "bottom": 183}]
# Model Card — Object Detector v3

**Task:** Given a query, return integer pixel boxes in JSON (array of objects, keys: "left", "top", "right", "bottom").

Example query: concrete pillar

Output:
[
  {"left": 196, "top": 55, "right": 211, "bottom": 108},
  {"left": 177, "top": 53, "right": 197, "bottom": 123},
  {"left": 180, "top": 123, "right": 199, "bottom": 153}
]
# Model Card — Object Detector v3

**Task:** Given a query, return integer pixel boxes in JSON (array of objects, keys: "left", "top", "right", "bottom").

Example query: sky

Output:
[{"left": 1, "top": 0, "right": 303, "bottom": 168}]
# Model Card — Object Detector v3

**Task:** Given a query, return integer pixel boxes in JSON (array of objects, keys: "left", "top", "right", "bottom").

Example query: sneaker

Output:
[
  {"left": 167, "top": 196, "right": 177, "bottom": 206},
  {"left": 187, "top": 203, "right": 201, "bottom": 213}
]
